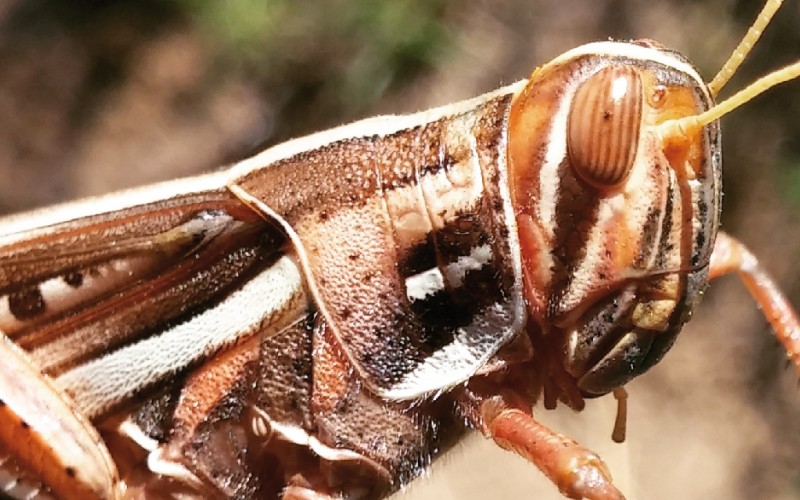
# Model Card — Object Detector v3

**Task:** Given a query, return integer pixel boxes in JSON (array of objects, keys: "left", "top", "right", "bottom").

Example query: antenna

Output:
[
  {"left": 708, "top": 0, "right": 784, "bottom": 97},
  {"left": 661, "top": 60, "right": 800, "bottom": 139}
]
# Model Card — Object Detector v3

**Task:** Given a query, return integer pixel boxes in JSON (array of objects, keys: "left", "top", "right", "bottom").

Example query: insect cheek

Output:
[
  {"left": 567, "top": 65, "right": 643, "bottom": 190},
  {"left": 576, "top": 297, "right": 681, "bottom": 395},
  {"left": 565, "top": 274, "right": 685, "bottom": 396}
]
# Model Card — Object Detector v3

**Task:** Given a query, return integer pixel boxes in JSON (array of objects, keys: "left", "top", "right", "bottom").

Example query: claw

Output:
[{"left": 559, "top": 452, "right": 625, "bottom": 500}]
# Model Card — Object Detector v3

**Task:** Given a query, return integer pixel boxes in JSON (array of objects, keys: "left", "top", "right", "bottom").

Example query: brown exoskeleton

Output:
[{"left": 0, "top": 1, "right": 799, "bottom": 499}]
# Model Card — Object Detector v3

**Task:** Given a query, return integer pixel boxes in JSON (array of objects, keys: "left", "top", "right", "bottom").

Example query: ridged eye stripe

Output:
[{"left": 567, "top": 65, "right": 643, "bottom": 188}]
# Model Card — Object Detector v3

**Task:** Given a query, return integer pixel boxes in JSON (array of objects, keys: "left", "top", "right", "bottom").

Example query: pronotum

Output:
[{"left": 1, "top": 0, "right": 800, "bottom": 500}]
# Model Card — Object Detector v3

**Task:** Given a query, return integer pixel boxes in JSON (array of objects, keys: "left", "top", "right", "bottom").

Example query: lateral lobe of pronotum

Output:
[{"left": 231, "top": 94, "right": 526, "bottom": 400}]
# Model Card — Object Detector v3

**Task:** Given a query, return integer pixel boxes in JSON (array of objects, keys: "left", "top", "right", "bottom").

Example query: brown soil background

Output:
[{"left": 1, "top": 1, "right": 799, "bottom": 499}]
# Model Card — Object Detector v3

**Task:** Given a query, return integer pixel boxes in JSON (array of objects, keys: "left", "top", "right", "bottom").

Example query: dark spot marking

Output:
[
  {"left": 603, "top": 110, "right": 612, "bottom": 121},
  {"left": 399, "top": 237, "right": 437, "bottom": 276},
  {"left": 319, "top": 211, "right": 329, "bottom": 222},
  {"left": 411, "top": 289, "right": 470, "bottom": 330},
  {"left": 291, "top": 356, "right": 309, "bottom": 378},
  {"left": 63, "top": 271, "right": 84, "bottom": 288},
  {"left": 189, "top": 229, "right": 208, "bottom": 247},
  {"left": 65, "top": 467, "right": 76, "bottom": 478},
  {"left": 418, "top": 153, "right": 456, "bottom": 178},
  {"left": 21, "top": 420, "right": 30, "bottom": 429},
  {"left": 8, "top": 287, "right": 46, "bottom": 320},
  {"left": 361, "top": 351, "right": 373, "bottom": 366},
  {"left": 347, "top": 253, "right": 360, "bottom": 261},
  {"left": 341, "top": 307, "right": 352, "bottom": 320},
  {"left": 435, "top": 213, "right": 488, "bottom": 261}
]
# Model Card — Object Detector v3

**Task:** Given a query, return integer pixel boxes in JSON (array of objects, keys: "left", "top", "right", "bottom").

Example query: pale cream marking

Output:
[
  {"left": 250, "top": 407, "right": 384, "bottom": 469},
  {"left": 254, "top": 411, "right": 311, "bottom": 447},
  {"left": 146, "top": 449, "right": 203, "bottom": 489},
  {"left": 0, "top": 460, "right": 52, "bottom": 500},
  {"left": 56, "top": 255, "right": 305, "bottom": 419},
  {"left": 393, "top": 210, "right": 432, "bottom": 241},
  {"left": 550, "top": 42, "right": 709, "bottom": 98},
  {"left": 620, "top": 145, "right": 668, "bottom": 275},
  {"left": 443, "top": 244, "right": 493, "bottom": 288},
  {"left": 535, "top": 76, "right": 572, "bottom": 283},
  {"left": 487, "top": 94, "right": 527, "bottom": 352},
  {"left": 383, "top": 136, "right": 484, "bottom": 249},
  {"left": 405, "top": 244, "right": 493, "bottom": 301},
  {"left": 250, "top": 411, "right": 270, "bottom": 438},
  {"left": 117, "top": 420, "right": 159, "bottom": 452},
  {"left": 420, "top": 114, "right": 485, "bottom": 230},
  {"left": 385, "top": 186, "right": 433, "bottom": 247},
  {"left": 0, "top": 256, "right": 152, "bottom": 335},
  {"left": 405, "top": 268, "right": 446, "bottom": 303},
  {"left": 308, "top": 437, "right": 384, "bottom": 467},
  {"left": 385, "top": 304, "right": 511, "bottom": 400}
]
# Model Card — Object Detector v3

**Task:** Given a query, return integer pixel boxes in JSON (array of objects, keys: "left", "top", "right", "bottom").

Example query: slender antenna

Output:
[
  {"left": 661, "top": 59, "right": 800, "bottom": 139},
  {"left": 708, "top": 0, "right": 784, "bottom": 97}
]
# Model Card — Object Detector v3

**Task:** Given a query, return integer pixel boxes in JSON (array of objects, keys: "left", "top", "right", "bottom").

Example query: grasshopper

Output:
[{"left": 0, "top": 1, "right": 799, "bottom": 499}]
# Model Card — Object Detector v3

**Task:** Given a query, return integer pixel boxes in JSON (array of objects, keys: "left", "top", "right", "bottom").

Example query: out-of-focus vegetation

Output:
[
  {"left": 178, "top": 0, "right": 452, "bottom": 137},
  {"left": 0, "top": 0, "right": 454, "bottom": 211},
  {"left": 0, "top": 1, "right": 799, "bottom": 499}
]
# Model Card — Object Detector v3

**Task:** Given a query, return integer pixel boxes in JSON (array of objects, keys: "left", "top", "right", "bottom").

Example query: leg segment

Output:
[
  {"left": 0, "top": 332, "right": 119, "bottom": 499},
  {"left": 709, "top": 231, "right": 800, "bottom": 373},
  {"left": 459, "top": 384, "right": 624, "bottom": 500}
]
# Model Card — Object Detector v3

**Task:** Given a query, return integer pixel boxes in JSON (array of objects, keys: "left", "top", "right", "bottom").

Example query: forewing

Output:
[{"left": 0, "top": 184, "right": 305, "bottom": 419}]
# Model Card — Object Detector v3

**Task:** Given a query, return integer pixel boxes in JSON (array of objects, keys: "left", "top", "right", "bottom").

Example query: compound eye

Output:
[{"left": 567, "top": 65, "right": 643, "bottom": 189}]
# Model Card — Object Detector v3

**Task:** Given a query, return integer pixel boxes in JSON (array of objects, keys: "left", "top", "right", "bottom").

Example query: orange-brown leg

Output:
[
  {"left": 459, "top": 385, "right": 624, "bottom": 500},
  {"left": 709, "top": 231, "right": 800, "bottom": 372}
]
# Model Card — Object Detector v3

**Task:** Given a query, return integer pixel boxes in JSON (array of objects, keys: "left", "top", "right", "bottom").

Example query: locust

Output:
[{"left": 0, "top": 1, "right": 799, "bottom": 499}]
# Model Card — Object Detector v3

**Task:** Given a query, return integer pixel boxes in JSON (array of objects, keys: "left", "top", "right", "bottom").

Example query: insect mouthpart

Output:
[{"left": 559, "top": 275, "right": 687, "bottom": 397}]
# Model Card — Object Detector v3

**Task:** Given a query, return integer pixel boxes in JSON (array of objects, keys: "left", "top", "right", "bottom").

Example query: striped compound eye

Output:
[{"left": 567, "top": 65, "right": 643, "bottom": 189}]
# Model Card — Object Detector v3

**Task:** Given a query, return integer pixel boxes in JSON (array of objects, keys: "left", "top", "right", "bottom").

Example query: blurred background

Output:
[{"left": 0, "top": 1, "right": 799, "bottom": 499}]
